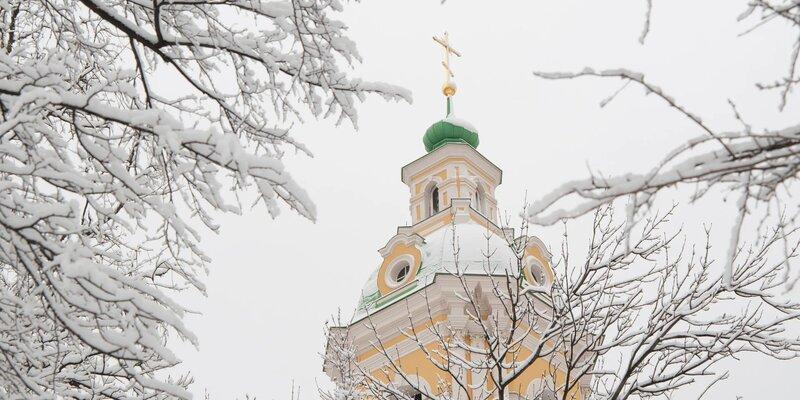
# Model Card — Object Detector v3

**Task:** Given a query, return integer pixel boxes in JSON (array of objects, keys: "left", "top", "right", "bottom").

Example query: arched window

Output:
[
  {"left": 392, "top": 374, "right": 431, "bottom": 400},
  {"left": 473, "top": 184, "right": 487, "bottom": 214},
  {"left": 392, "top": 389, "right": 423, "bottom": 400},
  {"left": 528, "top": 378, "right": 558, "bottom": 400},
  {"left": 430, "top": 186, "right": 440, "bottom": 216},
  {"left": 534, "top": 389, "right": 557, "bottom": 400}
]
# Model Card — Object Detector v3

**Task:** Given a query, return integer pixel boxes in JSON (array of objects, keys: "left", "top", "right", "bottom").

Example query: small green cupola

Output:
[
  {"left": 425, "top": 32, "right": 479, "bottom": 153},
  {"left": 423, "top": 98, "right": 479, "bottom": 152}
]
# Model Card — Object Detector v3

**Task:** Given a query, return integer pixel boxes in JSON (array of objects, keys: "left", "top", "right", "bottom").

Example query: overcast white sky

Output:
[{"left": 171, "top": 1, "right": 800, "bottom": 398}]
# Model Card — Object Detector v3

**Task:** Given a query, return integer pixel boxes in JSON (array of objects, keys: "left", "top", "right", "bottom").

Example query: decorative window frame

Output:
[
  {"left": 376, "top": 234, "right": 423, "bottom": 296},
  {"left": 474, "top": 183, "right": 487, "bottom": 214},
  {"left": 523, "top": 255, "right": 549, "bottom": 287},
  {"left": 385, "top": 254, "right": 416, "bottom": 289},
  {"left": 423, "top": 177, "right": 444, "bottom": 219}
]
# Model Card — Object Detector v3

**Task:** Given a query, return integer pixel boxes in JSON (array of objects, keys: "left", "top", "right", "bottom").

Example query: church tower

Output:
[{"left": 324, "top": 33, "right": 589, "bottom": 400}]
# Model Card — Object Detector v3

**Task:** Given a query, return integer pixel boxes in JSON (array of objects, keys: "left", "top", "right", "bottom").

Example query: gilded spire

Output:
[
  {"left": 432, "top": 31, "right": 461, "bottom": 101},
  {"left": 423, "top": 31, "right": 478, "bottom": 152}
]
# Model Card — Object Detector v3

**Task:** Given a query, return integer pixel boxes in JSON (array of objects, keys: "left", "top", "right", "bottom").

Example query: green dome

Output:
[{"left": 423, "top": 116, "right": 479, "bottom": 152}]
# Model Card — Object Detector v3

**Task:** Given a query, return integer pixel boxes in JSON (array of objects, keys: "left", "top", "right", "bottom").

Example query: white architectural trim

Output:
[
  {"left": 378, "top": 233, "right": 425, "bottom": 258},
  {"left": 385, "top": 254, "right": 416, "bottom": 289},
  {"left": 401, "top": 142, "right": 502, "bottom": 185}
]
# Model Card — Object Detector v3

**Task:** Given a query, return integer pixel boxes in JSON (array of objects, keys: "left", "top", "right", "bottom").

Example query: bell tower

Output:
[
  {"left": 402, "top": 137, "right": 501, "bottom": 224},
  {"left": 403, "top": 31, "right": 501, "bottom": 225},
  {"left": 323, "top": 32, "right": 589, "bottom": 400}
]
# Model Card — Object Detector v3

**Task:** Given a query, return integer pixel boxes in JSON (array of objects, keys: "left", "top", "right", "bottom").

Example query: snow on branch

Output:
[
  {"left": 533, "top": 68, "right": 734, "bottom": 156},
  {"left": 324, "top": 207, "right": 800, "bottom": 400},
  {"left": 530, "top": 3, "right": 800, "bottom": 288},
  {"left": 639, "top": 0, "right": 653, "bottom": 44},
  {"left": 0, "top": 0, "right": 409, "bottom": 397}
]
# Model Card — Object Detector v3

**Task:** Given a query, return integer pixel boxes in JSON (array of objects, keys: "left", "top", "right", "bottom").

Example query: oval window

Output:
[
  {"left": 385, "top": 256, "right": 415, "bottom": 289},
  {"left": 395, "top": 263, "right": 410, "bottom": 283},
  {"left": 527, "top": 259, "right": 546, "bottom": 285}
]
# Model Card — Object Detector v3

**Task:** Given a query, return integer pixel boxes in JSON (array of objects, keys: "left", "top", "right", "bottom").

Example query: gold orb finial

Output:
[{"left": 442, "top": 81, "right": 457, "bottom": 97}]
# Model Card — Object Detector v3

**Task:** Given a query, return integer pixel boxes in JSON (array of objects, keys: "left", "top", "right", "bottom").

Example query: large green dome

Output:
[{"left": 423, "top": 115, "right": 479, "bottom": 152}]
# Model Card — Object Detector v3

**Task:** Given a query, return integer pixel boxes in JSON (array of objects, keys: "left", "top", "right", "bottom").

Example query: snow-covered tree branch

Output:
[
  {"left": 0, "top": 0, "right": 409, "bottom": 397},
  {"left": 528, "top": 0, "right": 800, "bottom": 288},
  {"left": 324, "top": 207, "right": 800, "bottom": 399}
]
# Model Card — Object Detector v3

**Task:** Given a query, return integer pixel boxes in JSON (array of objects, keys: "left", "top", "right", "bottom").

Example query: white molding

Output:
[
  {"left": 524, "top": 256, "right": 550, "bottom": 287},
  {"left": 378, "top": 232, "right": 425, "bottom": 258},
  {"left": 401, "top": 143, "right": 502, "bottom": 186},
  {"left": 385, "top": 254, "right": 416, "bottom": 289},
  {"left": 525, "top": 236, "right": 552, "bottom": 260}
]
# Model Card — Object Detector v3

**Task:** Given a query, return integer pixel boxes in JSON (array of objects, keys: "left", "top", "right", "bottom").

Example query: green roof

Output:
[{"left": 422, "top": 98, "right": 479, "bottom": 152}]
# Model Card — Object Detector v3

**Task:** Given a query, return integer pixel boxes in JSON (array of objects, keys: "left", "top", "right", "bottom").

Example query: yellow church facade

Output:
[{"left": 324, "top": 33, "right": 590, "bottom": 400}]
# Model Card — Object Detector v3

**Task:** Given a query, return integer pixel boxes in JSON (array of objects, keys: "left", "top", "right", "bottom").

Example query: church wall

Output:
[
  {"left": 364, "top": 336, "right": 584, "bottom": 400},
  {"left": 325, "top": 118, "right": 591, "bottom": 398},
  {"left": 353, "top": 304, "right": 583, "bottom": 400},
  {"left": 356, "top": 313, "right": 448, "bottom": 364}
]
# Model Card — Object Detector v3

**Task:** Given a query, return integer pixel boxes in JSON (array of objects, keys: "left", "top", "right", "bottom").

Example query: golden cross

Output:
[{"left": 433, "top": 31, "right": 461, "bottom": 81}]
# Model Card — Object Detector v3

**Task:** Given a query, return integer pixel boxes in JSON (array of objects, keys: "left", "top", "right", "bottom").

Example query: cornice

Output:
[{"left": 401, "top": 143, "right": 502, "bottom": 185}]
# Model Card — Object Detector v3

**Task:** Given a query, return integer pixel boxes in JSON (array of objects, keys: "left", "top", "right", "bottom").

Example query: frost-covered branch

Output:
[
  {"left": 0, "top": 0, "right": 409, "bottom": 397},
  {"left": 529, "top": 1, "right": 800, "bottom": 288},
  {"left": 325, "top": 206, "right": 800, "bottom": 400}
]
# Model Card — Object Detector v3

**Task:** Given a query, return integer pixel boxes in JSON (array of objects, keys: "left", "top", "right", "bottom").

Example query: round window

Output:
[
  {"left": 526, "top": 259, "right": 546, "bottom": 285},
  {"left": 395, "top": 263, "right": 410, "bottom": 282},
  {"left": 385, "top": 255, "right": 415, "bottom": 288}
]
